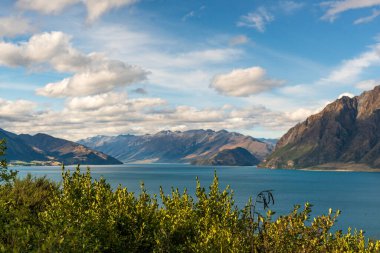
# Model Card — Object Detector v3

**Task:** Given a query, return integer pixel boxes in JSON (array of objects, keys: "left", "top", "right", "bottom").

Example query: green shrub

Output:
[
  {"left": 0, "top": 175, "right": 58, "bottom": 252},
  {"left": 0, "top": 139, "right": 17, "bottom": 184}
]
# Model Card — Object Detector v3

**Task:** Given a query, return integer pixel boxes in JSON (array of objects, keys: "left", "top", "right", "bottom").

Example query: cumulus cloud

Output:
[
  {"left": 0, "top": 16, "right": 33, "bottom": 38},
  {"left": 323, "top": 43, "right": 380, "bottom": 83},
  {"left": 16, "top": 0, "right": 138, "bottom": 22},
  {"left": 284, "top": 107, "right": 321, "bottom": 121},
  {"left": 210, "top": 67, "right": 284, "bottom": 97},
  {"left": 229, "top": 35, "right": 249, "bottom": 46},
  {"left": 237, "top": 7, "right": 274, "bottom": 32},
  {"left": 37, "top": 62, "right": 147, "bottom": 97},
  {"left": 354, "top": 9, "right": 380, "bottom": 24},
  {"left": 0, "top": 98, "right": 37, "bottom": 121},
  {"left": 321, "top": 0, "right": 380, "bottom": 21},
  {"left": 0, "top": 31, "right": 148, "bottom": 97},
  {"left": 0, "top": 31, "right": 79, "bottom": 68}
]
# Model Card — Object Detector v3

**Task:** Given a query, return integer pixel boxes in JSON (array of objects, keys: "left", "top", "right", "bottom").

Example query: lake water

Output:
[{"left": 14, "top": 164, "right": 380, "bottom": 239}]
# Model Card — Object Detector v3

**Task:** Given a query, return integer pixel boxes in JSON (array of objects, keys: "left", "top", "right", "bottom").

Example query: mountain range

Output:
[
  {"left": 262, "top": 85, "right": 380, "bottom": 170},
  {"left": 0, "top": 128, "right": 122, "bottom": 165},
  {"left": 78, "top": 129, "right": 274, "bottom": 164}
]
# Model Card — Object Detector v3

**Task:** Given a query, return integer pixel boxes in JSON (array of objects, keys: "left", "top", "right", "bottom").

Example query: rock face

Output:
[
  {"left": 0, "top": 129, "right": 122, "bottom": 165},
  {"left": 261, "top": 86, "right": 380, "bottom": 169},
  {"left": 191, "top": 147, "right": 260, "bottom": 166},
  {"left": 79, "top": 129, "right": 272, "bottom": 164}
]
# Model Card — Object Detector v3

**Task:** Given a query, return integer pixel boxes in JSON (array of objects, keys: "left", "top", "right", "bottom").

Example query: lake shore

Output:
[
  {"left": 303, "top": 163, "right": 380, "bottom": 172},
  {"left": 258, "top": 163, "right": 380, "bottom": 172}
]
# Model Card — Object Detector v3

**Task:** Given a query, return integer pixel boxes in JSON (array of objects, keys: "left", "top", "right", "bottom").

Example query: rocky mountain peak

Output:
[{"left": 261, "top": 85, "right": 380, "bottom": 170}]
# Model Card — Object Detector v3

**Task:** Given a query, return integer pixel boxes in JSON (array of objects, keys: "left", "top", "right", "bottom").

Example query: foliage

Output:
[
  {"left": 0, "top": 155, "right": 379, "bottom": 252},
  {"left": 0, "top": 174, "right": 58, "bottom": 252},
  {"left": 0, "top": 139, "right": 17, "bottom": 184}
]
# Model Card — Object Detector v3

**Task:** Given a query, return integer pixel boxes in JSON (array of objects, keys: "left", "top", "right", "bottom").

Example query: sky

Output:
[{"left": 1, "top": 0, "right": 380, "bottom": 141}]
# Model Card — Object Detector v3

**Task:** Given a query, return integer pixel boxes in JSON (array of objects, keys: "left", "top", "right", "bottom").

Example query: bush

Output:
[{"left": 0, "top": 139, "right": 17, "bottom": 184}]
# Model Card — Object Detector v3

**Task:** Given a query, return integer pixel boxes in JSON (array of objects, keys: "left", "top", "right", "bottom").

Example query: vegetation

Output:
[{"left": 0, "top": 140, "right": 379, "bottom": 252}]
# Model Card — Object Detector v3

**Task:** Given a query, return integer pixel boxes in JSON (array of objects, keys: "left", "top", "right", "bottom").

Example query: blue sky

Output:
[{"left": 1, "top": 0, "right": 380, "bottom": 140}]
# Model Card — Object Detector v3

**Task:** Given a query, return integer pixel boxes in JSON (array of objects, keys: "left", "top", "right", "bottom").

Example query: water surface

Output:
[{"left": 15, "top": 164, "right": 380, "bottom": 239}]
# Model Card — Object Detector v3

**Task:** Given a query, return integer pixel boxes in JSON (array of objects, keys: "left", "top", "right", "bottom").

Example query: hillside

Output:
[
  {"left": 79, "top": 129, "right": 272, "bottom": 164},
  {"left": 0, "top": 129, "right": 122, "bottom": 165},
  {"left": 261, "top": 86, "right": 380, "bottom": 170},
  {"left": 191, "top": 147, "right": 260, "bottom": 166}
]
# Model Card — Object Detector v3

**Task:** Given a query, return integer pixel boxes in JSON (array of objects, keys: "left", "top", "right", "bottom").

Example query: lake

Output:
[{"left": 14, "top": 164, "right": 380, "bottom": 239}]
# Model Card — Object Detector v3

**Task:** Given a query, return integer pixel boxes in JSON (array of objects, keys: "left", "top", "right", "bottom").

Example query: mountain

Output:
[
  {"left": 0, "top": 129, "right": 122, "bottom": 165},
  {"left": 191, "top": 147, "right": 260, "bottom": 166},
  {"left": 261, "top": 86, "right": 380, "bottom": 170},
  {"left": 79, "top": 129, "right": 272, "bottom": 164},
  {"left": 257, "top": 138, "right": 278, "bottom": 148}
]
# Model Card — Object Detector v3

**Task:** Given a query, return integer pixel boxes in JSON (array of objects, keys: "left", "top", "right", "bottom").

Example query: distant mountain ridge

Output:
[
  {"left": 0, "top": 128, "right": 122, "bottom": 165},
  {"left": 79, "top": 129, "right": 273, "bottom": 164},
  {"left": 262, "top": 85, "right": 380, "bottom": 170}
]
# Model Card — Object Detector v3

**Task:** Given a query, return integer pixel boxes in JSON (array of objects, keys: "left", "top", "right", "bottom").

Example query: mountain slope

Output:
[
  {"left": 0, "top": 129, "right": 122, "bottom": 165},
  {"left": 79, "top": 129, "right": 272, "bottom": 164},
  {"left": 0, "top": 129, "right": 46, "bottom": 162},
  {"left": 261, "top": 86, "right": 380, "bottom": 170},
  {"left": 191, "top": 147, "right": 260, "bottom": 166}
]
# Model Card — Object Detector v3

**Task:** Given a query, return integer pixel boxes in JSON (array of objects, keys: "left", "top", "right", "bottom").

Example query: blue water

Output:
[{"left": 14, "top": 164, "right": 380, "bottom": 239}]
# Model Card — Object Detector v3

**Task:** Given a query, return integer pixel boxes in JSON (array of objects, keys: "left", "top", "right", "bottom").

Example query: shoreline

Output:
[
  {"left": 259, "top": 162, "right": 380, "bottom": 172},
  {"left": 9, "top": 162, "right": 380, "bottom": 172}
]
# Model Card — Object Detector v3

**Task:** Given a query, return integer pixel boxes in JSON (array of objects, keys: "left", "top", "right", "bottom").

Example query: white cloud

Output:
[
  {"left": 355, "top": 79, "right": 380, "bottom": 90},
  {"left": 16, "top": 0, "right": 138, "bottom": 22},
  {"left": 0, "top": 98, "right": 37, "bottom": 121},
  {"left": 0, "top": 31, "right": 77, "bottom": 68},
  {"left": 37, "top": 62, "right": 147, "bottom": 97},
  {"left": 284, "top": 107, "right": 321, "bottom": 121},
  {"left": 0, "top": 93, "right": 304, "bottom": 140},
  {"left": 16, "top": 0, "right": 80, "bottom": 14},
  {"left": 237, "top": 7, "right": 274, "bottom": 32},
  {"left": 0, "top": 16, "right": 33, "bottom": 38},
  {"left": 354, "top": 9, "right": 380, "bottom": 24},
  {"left": 321, "top": 0, "right": 380, "bottom": 21},
  {"left": 279, "top": 1, "right": 304, "bottom": 14},
  {"left": 83, "top": 23, "right": 244, "bottom": 94},
  {"left": 65, "top": 92, "right": 165, "bottom": 111},
  {"left": 85, "top": 0, "right": 138, "bottom": 23},
  {"left": 210, "top": 67, "right": 284, "bottom": 97},
  {"left": 338, "top": 92, "right": 355, "bottom": 98},
  {"left": 0, "top": 31, "right": 148, "bottom": 97},
  {"left": 229, "top": 35, "right": 249, "bottom": 46},
  {"left": 323, "top": 43, "right": 380, "bottom": 83}
]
